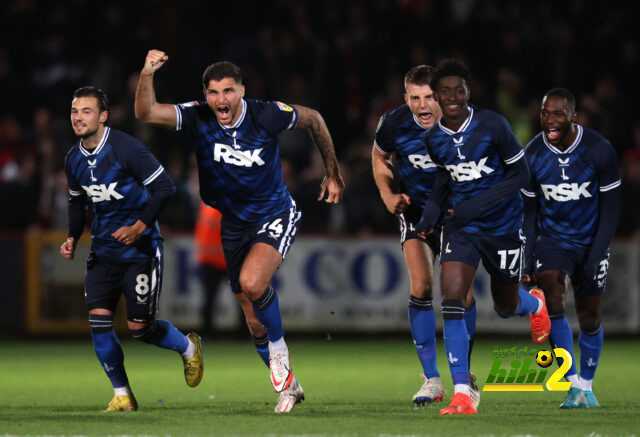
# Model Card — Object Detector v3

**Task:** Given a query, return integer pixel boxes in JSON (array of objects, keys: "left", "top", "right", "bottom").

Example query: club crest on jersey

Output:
[
  {"left": 446, "top": 157, "right": 494, "bottom": 181},
  {"left": 540, "top": 182, "right": 592, "bottom": 202},
  {"left": 408, "top": 154, "right": 437, "bottom": 170},
  {"left": 214, "top": 143, "right": 265, "bottom": 167},
  {"left": 276, "top": 101, "right": 293, "bottom": 112},
  {"left": 81, "top": 182, "right": 124, "bottom": 203}
]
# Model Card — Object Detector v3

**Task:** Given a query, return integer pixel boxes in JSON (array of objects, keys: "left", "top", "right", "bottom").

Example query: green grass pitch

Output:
[{"left": 1, "top": 337, "right": 638, "bottom": 436}]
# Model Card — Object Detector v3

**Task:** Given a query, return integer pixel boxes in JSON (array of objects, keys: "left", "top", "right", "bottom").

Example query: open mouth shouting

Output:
[
  {"left": 545, "top": 127, "right": 561, "bottom": 143},
  {"left": 418, "top": 112, "right": 434, "bottom": 126},
  {"left": 216, "top": 105, "right": 232, "bottom": 124}
]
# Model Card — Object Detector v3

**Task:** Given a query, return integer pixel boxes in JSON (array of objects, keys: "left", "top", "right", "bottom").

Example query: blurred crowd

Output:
[{"left": 1, "top": 0, "right": 639, "bottom": 239}]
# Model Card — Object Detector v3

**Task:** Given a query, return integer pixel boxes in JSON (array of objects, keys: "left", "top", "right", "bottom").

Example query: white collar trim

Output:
[
  {"left": 80, "top": 127, "right": 110, "bottom": 156},
  {"left": 437, "top": 107, "right": 474, "bottom": 135}
]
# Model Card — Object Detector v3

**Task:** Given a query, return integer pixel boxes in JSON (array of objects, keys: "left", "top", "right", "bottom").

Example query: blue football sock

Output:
[
  {"left": 549, "top": 311, "right": 577, "bottom": 377},
  {"left": 251, "top": 286, "right": 284, "bottom": 342},
  {"left": 442, "top": 299, "right": 469, "bottom": 385},
  {"left": 252, "top": 334, "right": 270, "bottom": 367},
  {"left": 464, "top": 298, "right": 477, "bottom": 365},
  {"left": 133, "top": 319, "right": 189, "bottom": 353},
  {"left": 408, "top": 296, "right": 439, "bottom": 378},
  {"left": 515, "top": 288, "right": 540, "bottom": 316},
  {"left": 578, "top": 325, "right": 603, "bottom": 381},
  {"left": 89, "top": 314, "right": 128, "bottom": 389}
]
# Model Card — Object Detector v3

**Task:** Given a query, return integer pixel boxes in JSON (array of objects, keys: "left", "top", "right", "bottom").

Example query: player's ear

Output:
[
  {"left": 404, "top": 93, "right": 409, "bottom": 105},
  {"left": 240, "top": 85, "right": 245, "bottom": 98},
  {"left": 99, "top": 111, "right": 108, "bottom": 124},
  {"left": 571, "top": 111, "right": 578, "bottom": 123}
]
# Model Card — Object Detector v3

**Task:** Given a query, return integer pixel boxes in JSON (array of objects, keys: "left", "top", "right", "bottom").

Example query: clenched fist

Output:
[{"left": 142, "top": 50, "right": 169, "bottom": 75}]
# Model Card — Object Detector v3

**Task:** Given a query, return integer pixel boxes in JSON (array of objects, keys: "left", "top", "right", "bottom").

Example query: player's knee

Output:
[
  {"left": 130, "top": 319, "right": 159, "bottom": 343},
  {"left": 411, "top": 278, "right": 434, "bottom": 299},
  {"left": 239, "top": 274, "right": 265, "bottom": 300},
  {"left": 494, "top": 303, "right": 516, "bottom": 319},
  {"left": 545, "top": 294, "right": 565, "bottom": 313},
  {"left": 577, "top": 310, "right": 601, "bottom": 333}
]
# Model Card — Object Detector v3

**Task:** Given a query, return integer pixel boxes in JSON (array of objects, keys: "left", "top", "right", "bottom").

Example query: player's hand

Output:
[
  {"left": 318, "top": 174, "right": 345, "bottom": 204},
  {"left": 522, "top": 273, "right": 536, "bottom": 285},
  {"left": 60, "top": 237, "right": 76, "bottom": 260},
  {"left": 416, "top": 229, "right": 434, "bottom": 240},
  {"left": 415, "top": 200, "right": 440, "bottom": 237},
  {"left": 382, "top": 192, "right": 411, "bottom": 215},
  {"left": 142, "top": 50, "right": 169, "bottom": 75},
  {"left": 112, "top": 220, "right": 147, "bottom": 245}
]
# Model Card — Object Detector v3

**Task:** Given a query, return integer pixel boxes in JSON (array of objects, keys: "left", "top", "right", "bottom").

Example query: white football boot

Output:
[
  {"left": 270, "top": 347, "right": 293, "bottom": 392},
  {"left": 413, "top": 375, "right": 444, "bottom": 406},
  {"left": 274, "top": 376, "right": 305, "bottom": 413}
]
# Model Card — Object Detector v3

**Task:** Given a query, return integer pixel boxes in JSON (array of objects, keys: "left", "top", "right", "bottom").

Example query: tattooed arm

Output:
[{"left": 292, "top": 104, "right": 345, "bottom": 203}]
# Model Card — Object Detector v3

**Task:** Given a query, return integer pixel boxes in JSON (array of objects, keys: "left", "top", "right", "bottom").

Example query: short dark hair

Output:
[
  {"left": 544, "top": 87, "right": 576, "bottom": 112},
  {"left": 431, "top": 59, "right": 473, "bottom": 91},
  {"left": 202, "top": 61, "right": 243, "bottom": 89},
  {"left": 404, "top": 65, "right": 435, "bottom": 90},
  {"left": 72, "top": 86, "right": 109, "bottom": 113}
]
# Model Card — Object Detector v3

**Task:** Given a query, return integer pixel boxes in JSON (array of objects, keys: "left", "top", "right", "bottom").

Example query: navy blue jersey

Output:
[
  {"left": 423, "top": 105, "right": 525, "bottom": 234},
  {"left": 374, "top": 104, "right": 437, "bottom": 209},
  {"left": 522, "top": 125, "right": 621, "bottom": 249},
  {"left": 175, "top": 98, "right": 298, "bottom": 226},
  {"left": 64, "top": 127, "right": 165, "bottom": 259}
]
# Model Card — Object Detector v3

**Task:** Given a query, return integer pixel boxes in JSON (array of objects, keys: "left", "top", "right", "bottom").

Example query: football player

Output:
[
  {"left": 135, "top": 50, "right": 344, "bottom": 413},
  {"left": 61, "top": 86, "right": 203, "bottom": 412},
  {"left": 522, "top": 88, "right": 620, "bottom": 408},
  {"left": 372, "top": 65, "right": 478, "bottom": 407},
  {"left": 416, "top": 59, "right": 550, "bottom": 415}
]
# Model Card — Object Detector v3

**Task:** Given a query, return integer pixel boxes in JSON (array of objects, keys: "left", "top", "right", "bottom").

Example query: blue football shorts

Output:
[
  {"left": 84, "top": 246, "right": 163, "bottom": 322},
  {"left": 221, "top": 204, "right": 301, "bottom": 294},
  {"left": 439, "top": 227, "right": 525, "bottom": 284},
  {"left": 534, "top": 234, "right": 609, "bottom": 296}
]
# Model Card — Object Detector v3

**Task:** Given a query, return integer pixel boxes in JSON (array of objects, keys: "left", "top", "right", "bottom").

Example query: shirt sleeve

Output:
[
  {"left": 174, "top": 101, "right": 203, "bottom": 134},
  {"left": 259, "top": 101, "right": 299, "bottom": 135},
  {"left": 119, "top": 138, "right": 166, "bottom": 187},
  {"left": 494, "top": 114, "right": 525, "bottom": 165},
  {"left": 373, "top": 114, "right": 394, "bottom": 155},
  {"left": 591, "top": 139, "right": 621, "bottom": 192},
  {"left": 520, "top": 147, "right": 538, "bottom": 198},
  {"left": 64, "top": 152, "right": 87, "bottom": 239}
]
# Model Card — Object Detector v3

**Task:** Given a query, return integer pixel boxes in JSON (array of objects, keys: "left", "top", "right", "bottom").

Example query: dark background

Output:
[{"left": 1, "top": 0, "right": 639, "bottom": 236}]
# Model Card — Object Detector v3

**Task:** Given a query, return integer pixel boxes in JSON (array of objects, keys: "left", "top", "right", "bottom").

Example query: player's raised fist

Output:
[{"left": 142, "top": 50, "right": 169, "bottom": 75}]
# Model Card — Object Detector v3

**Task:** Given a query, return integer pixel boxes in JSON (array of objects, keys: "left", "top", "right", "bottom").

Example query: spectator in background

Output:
[{"left": 194, "top": 203, "right": 227, "bottom": 338}]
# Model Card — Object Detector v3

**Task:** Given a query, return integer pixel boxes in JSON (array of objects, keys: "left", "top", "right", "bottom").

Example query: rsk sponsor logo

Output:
[
  {"left": 408, "top": 154, "right": 437, "bottom": 170},
  {"left": 214, "top": 143, "right": 265, "bottom": 167},
  {"left": 446, "top": 157, "right": 494, "bottom": 181},
  {"left": 82, "top": 183, "right": 123, "bottom": 203},
  {"left": 540, "top": 182, "right": 591, "bottom": 202}
]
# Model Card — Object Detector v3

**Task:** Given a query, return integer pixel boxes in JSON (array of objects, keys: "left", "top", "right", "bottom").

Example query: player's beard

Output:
[{"left": 76, "top": 125, "right": 99, "bottom": 139}]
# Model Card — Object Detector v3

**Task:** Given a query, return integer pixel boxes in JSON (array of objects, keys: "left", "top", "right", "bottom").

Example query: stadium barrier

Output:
[{"left": 22, "top": 232, "right": 640, "bottom": 335}]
